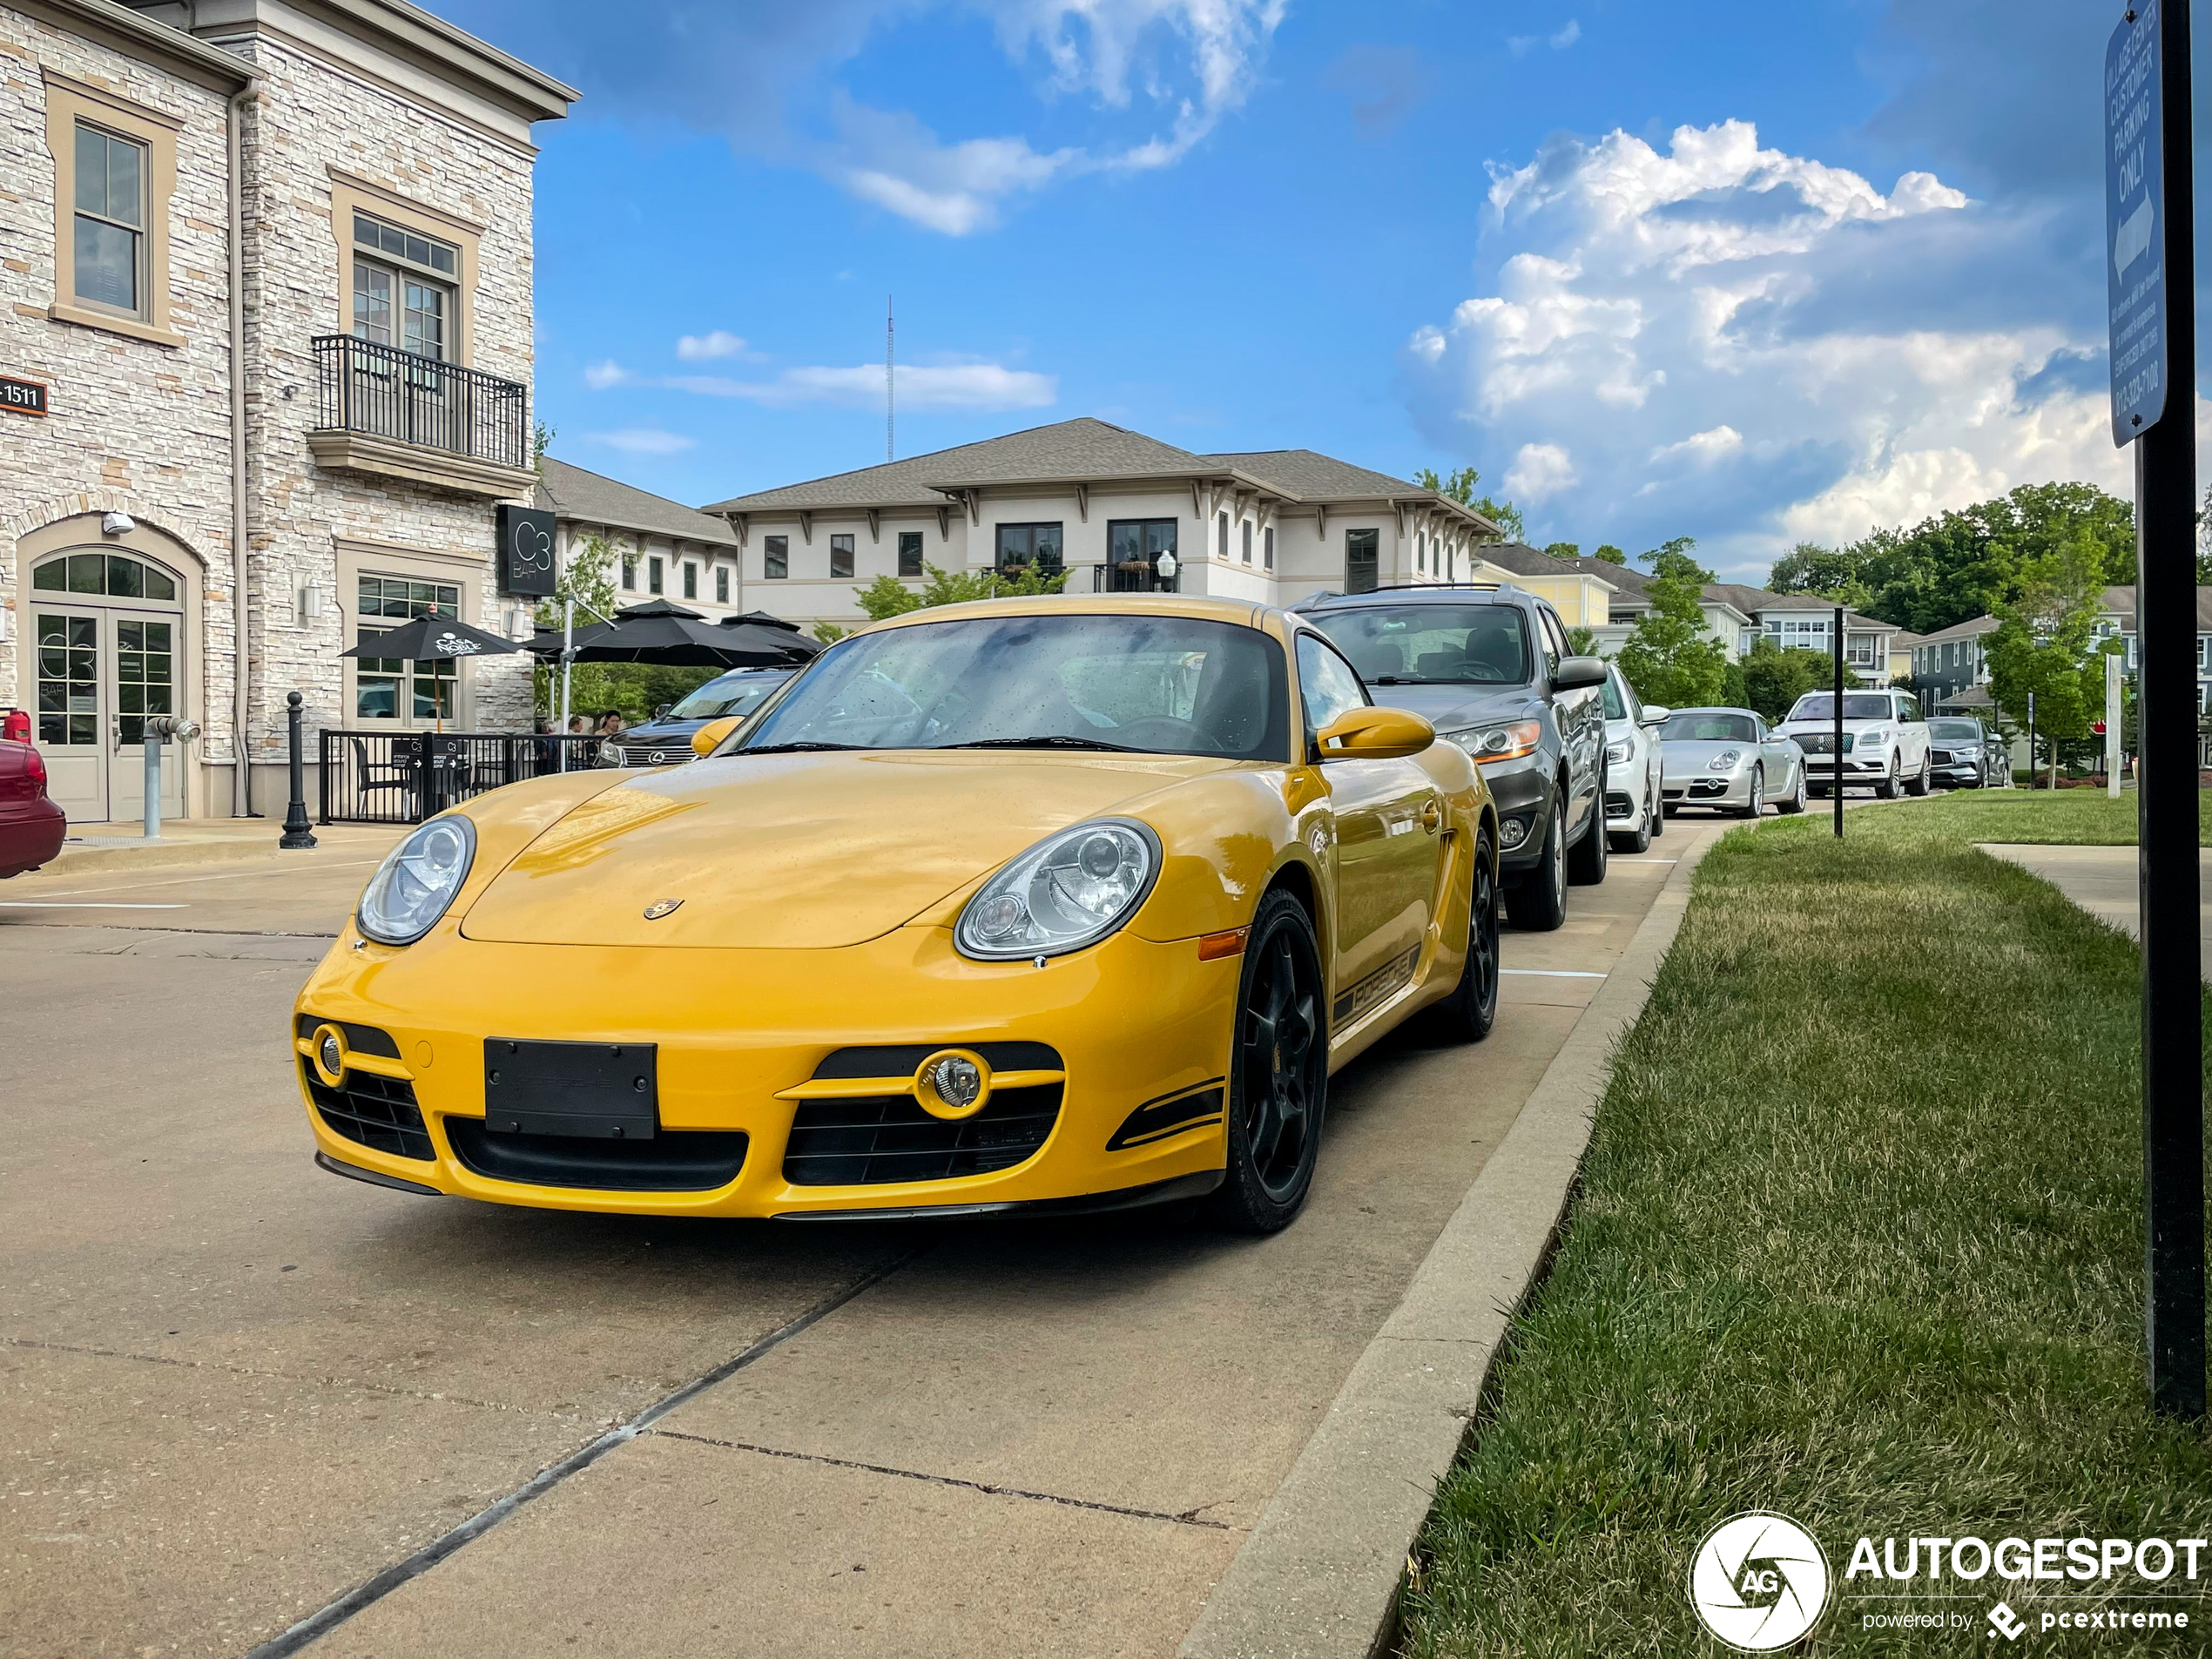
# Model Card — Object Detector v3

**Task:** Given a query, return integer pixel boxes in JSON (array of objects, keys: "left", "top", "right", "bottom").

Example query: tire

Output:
[
  {"left": 1968, "top": 765, "right": 1986, "bottom": 789},
  {"left": 1735, "top": 766, "right": 1764, "bottom": 819},
  {"left": 1649, "top": 768, "right": 1666, "bottom": 839},
  {"left": 1904, "top": 752, "right": 1931, "bottom": 796},
  {"left": 1567, "top": 786, "right": 1608, "bottom": 886},
  {"left": 1874, "top": 755, "right": 1899, "bottom": 799},
  {"left": 1776, "top": 764, "right": 1808, "bottom": 814},
  {"left": 1208, "top": 888, "right": 1327, "bottom": 1234},
  {"left": 1507, "top": 794, "right": 1568, "bottom": 931},
  {"left": 1428, "top": 828, "right": 1499, "bottom": 1042}
]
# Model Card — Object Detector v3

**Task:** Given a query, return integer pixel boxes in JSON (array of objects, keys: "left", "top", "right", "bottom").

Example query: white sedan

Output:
[{"left": 1602, "top": 662, "right": 1668, "bottom": 852}]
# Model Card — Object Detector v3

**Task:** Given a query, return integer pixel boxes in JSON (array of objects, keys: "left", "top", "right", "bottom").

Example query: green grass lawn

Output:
[
  {"left": 1399, "top": 806, "right": 2212, "bottom": 1656},
  {"left": 1870, "top": 785, "right": 2212, "bottom": 846}
]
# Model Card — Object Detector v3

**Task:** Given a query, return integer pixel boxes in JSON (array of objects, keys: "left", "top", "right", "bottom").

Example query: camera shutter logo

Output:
[{"left": 1689, "top": 1512, "right": 1830, "bottom": 1651}]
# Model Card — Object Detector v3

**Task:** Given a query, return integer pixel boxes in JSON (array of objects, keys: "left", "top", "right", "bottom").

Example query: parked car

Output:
[
  {"left": 596, "top": 667, "right": 798, "bottom": 768},
  {"left": 1657, "top": 707, "right": 1808, "bottom": 818},
  {"left": 1925, "top": 717, "right": 1993, "bottom": 788},
  {"left": 294, "top": 597, "right": 1501, "bottom": 1234},
  {"left": 1296, "top": 583, "right": 1608, "bottom": 930},
  {"left": 1601, "top": 663, "right": 1669, "bottom": 853},
  {"left": 1, "top": 726, "right": 68, "bottom": 879},
  {"left": 1776, "top": 688, "right": 1933, "bottom": 798}
]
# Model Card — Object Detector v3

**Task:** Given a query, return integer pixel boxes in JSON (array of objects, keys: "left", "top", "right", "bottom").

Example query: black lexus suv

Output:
[{"left": 1293, "top": 583, "right": 1610, "bottom": 930}]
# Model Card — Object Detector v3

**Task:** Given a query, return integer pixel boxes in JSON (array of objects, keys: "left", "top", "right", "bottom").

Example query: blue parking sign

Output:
[{"left": 2107, "top": 0, "right": 2167, "bottom": 443}]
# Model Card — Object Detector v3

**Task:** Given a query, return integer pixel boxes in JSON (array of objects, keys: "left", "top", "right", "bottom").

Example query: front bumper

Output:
[
  {"left": 1661, "top": 767, "right": 1754, "bottom": 810},
  {"left": 1476, "top": 756, "right": 1552, "bottom": 871},
  {"left": 293, "top": 921, "right": 1240, "bottom": 1218},
  {"left": 1801, "top": 753, "right": 1892, "bottom": 787}
]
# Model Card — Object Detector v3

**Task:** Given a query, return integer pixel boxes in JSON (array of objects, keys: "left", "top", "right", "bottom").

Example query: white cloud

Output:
[
  {"left": 588, "top": 356, "right": 1056, "bottom": 411},
  {"left": 676, "top": 330, "right": 746, "bottom": 361},
  {"left": 1508, "top": 18, "right": 1581, "bottom": 57},
  {"left": 583, "top": 360, "right": 631, "bottom": 390},
  {"left": 583, "top": 428, "right": 697, "bottom": 455},
  {"left": 1504, "top": 442, "right": 1578, "bottom": 502},
  {"left": 1401, "top": 118, "right": 2128, "bottom": 579}
]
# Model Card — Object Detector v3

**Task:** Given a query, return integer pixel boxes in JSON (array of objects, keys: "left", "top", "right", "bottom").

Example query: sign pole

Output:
[
  {"left": 2109, "top": 0, "right": 2203, "bottom": 1417},
  {"left": 2107, "top": 648, "right": 2125, "bottom": 798},
  {"left": 1832, "top": 605, "right": 1844, "bottom": 837}
]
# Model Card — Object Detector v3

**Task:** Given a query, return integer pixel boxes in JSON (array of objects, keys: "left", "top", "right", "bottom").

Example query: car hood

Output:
[
  {"left": 1777, "top": 719, "right": 1888, "bottom": 735},
  {"left": 460, "top": 749, "right": 1243, "bottom": 950},
  {"left": 1366, "top": 683, "right": 1541, "bottom": 734},
  {"left": 617, "top": 718, "right": 708, "bottom": 744},
  {"left": 1662, "top": 740, "right": 1751, "bottom": 769}
]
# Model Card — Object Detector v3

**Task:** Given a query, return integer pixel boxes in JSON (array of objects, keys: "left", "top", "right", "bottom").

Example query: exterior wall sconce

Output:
[
  {"left": 101, "top": 511, "right": 135, "bottom": 537},
  {"left": 299, "top": 583, "right": 327, "bottom": 623}
]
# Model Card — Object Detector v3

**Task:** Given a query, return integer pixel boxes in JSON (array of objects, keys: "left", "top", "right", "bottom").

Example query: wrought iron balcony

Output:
[{"left": 308, "top": 335, "right": 533, "bottom": 496}]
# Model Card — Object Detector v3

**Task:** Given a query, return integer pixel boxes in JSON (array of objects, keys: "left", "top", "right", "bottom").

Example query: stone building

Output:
[{"left": 0, "top": 0, "right": 572, "bottom": 821}]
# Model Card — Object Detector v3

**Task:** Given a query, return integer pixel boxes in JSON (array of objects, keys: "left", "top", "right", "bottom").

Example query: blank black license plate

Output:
[{"left": 482, "top": 1039, "right": 658, "bottom": 1140}]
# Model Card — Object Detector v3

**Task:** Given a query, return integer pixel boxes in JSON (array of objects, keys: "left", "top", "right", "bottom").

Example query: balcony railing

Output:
[{"left": 311, "top": 335, "right": 529, "bottom": 469}]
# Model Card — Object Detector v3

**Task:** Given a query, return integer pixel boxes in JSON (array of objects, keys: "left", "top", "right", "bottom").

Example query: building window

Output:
[
  {"left": 351, "top": 212, "right": 457, "bottom": 361},
  {"left": 1345, "top": 528, "right": 1379, "bottom": 595},
  {"left": 831, "top": 534, "right": 855, "bottom": 579},
  {"left": 620, "top": 556, "right": 637, "bottom": 590},
  {"left": 716, "top": 565, "right": 730, "bottom": 604},
  {"left": 1264, "top": 526, "right": 1274, "bottom": 571},
  {"left": 995, "top": 523, "right": 1062, "bottom": 577},
  {"left": 73, "top": 122, "right": 147, "bottom": 316},
  {"left": 1217, "top": 511, "right": 1230, "bottom": 558},
  {"left": 648, "top": 557, "right": 664, "bottom": 595},
  {"left": 682, "top": 562, "right": 698, "bottom": 600},
  {"left": 1105, "top": 520, "right": 1178, "bottom": 592},
  {"left": 1767, "top": 617, "right": 1829, "bottom": 652},
  {"left": 765, "top": 536, "right": 788, "bottom": 580},
  {"left": 1241, "top": 520, "right": 1253, "bottom": 563},
  {"left": 354, "top": 574, "right": 461, "bottom": 722},
  {"left": 898, "top": 529, "right": 925, "bottom": 578}
]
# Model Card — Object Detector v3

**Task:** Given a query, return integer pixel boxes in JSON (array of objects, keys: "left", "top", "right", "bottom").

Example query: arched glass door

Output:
[{"left": 30, "top": 550, "right": 185, "bottom": 823}]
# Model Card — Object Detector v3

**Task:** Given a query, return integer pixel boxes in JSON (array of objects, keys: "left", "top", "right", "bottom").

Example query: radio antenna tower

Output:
[{"left": 886, "top": 294, "right": 895, "bottom": 462}]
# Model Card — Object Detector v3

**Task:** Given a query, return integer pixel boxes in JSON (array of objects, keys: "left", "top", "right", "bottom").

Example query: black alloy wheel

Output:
[
  {"left": 1210, "top": 888, "right": 1327, "bottom": 1233},
  {"left": 1507, "top": 795, "right": 1568, "bottom": 930},
  {"left": 1431, "top": 830, "right": 1500, "bottom": 1042}
]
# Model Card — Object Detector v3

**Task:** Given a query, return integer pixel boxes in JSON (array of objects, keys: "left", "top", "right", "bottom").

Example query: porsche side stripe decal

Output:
[
  {"left": 1332, "top": 945, "right": 1420, "bottom": 1026},
  {"left": 1107, "top": 1082, "right": 1227, "bottom": 1152}
]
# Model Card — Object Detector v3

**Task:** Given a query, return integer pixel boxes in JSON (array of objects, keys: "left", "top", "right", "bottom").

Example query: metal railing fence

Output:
[
  {"left": 311, "top": 335, "right": 529, "bottom": 469},
  {"left": 319, "top": 731, "right": 603, "bottom": 825}
]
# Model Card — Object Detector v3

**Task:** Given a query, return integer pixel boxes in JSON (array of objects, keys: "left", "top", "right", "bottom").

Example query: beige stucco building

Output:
[{"left": 1, "top": 0, "right": 572, "bottom": 822}]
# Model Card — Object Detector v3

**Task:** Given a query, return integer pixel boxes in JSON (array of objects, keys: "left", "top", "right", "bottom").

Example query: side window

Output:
[
  {"left": 1536, "top": 608, "right": 1565, "bottom": 677},
  {"left": 1296, "top": 631, "right": 1369, "bottom": 749},
  {"left": 1900, "top": 693, "right": 1921, "bottom": 723}
]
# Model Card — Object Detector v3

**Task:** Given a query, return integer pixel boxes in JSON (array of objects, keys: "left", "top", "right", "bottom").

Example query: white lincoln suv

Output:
[{"left": 1777, "top": 687, "right": 1932, "bottom": 799}]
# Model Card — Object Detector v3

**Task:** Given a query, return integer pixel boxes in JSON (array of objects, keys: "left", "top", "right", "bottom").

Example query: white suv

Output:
[
  {"left": 1777, "top": 687, "right": 1932, "bottom": 799},
  {"left": 1601, "top": 662, "right": 1668, "bottom": 851}
]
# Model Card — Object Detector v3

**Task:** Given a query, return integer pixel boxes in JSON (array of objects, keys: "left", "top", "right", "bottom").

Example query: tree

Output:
[
  {"left": 2197, "top": 484, "right": 2212, "bottom": 586},
  {"left": 1834, "top": 482, "right": 2135, "bottom": 635},
  {"left": 825, "top": 563, "right": 1072, "bottom": 644},
  {"left": 532, "top": 419, "right": 556, "bottom": 471},
  {"left": 1565, "top": 624, "right": 1599, "bottom": 655},
  {"left": 1416, "top": 465, "right": 1522, "bottom": 543},
  {"left": 1592, "top": 544, "right": 1628, "bottom": 566},
  {"left": 1544, "top": 542, "right": 1581, "bottom": 561},
  {"left": 1983, "top": 529, "right": 2112, "bottom": 787},
  {"left": 1616, "top": 539, "right": 1730, "bottom": 708},
  {"left": 1765, "top": 541, "right": 1871, "bottom": 610},
  {"left": 1737, "top": 635, "right": 1858, "bottom": 722}
]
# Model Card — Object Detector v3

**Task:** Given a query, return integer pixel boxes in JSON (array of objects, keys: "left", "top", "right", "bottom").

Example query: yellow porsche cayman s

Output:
[{"left": 293, "top": 596, "right": 1500, "bottom": 1232}]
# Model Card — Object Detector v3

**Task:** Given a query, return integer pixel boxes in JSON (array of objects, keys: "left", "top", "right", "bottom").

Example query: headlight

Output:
[
  {"left": 595, "top": 744, "right": 625, "bottom": 768},
  {"left": 357, "top": 814, "right": 476, "bottom": 946},
  {"left": 1858, "top": 727, "right": 1888, "bottom": 747},
  {"left": 1708, "top": 749, "right": 1742, "bottom": 772},
  {"left": 954, "top": 819, "right": 1161, "bottom": 961},
  {"left": 1446, "top": 718, "right": 1543, "bottom": 764},
  {"left": 1605, "top": 738, "right": 1631, "bottom": 765}
]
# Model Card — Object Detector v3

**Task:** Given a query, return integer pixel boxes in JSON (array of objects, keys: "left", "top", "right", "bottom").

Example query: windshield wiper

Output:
[
  {"left": 736, "top": 741, "right": 867, "bottom": 755},
  {"left": 941, "top": 735, "right": 1144, "bottom": 752}
]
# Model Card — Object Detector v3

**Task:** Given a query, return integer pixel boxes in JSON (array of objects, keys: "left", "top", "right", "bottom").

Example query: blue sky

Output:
[{"left": 435, "top": 0, "right": 2208, "bottom": 583}]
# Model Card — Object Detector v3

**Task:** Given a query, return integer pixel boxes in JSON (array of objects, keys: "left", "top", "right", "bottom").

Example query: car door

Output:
[
  {"left": 1897, "top": 691, "right": 1929, "bottom": 772},
  {"left": 1757, "top": 716, "right": 1797, "bottom": 792},
  {"left": 1296, "top": 631, "right": 1444, "bottom": 1010},
  {"left": 1539, "top": 605, "right": 1603, "bottom": 841}
]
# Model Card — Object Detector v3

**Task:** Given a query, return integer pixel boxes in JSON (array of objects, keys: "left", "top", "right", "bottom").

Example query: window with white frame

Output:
[
  {"left": 73, "top": 122, "right": 148, "bottom": 316},
  {"left": 351, "top": 211, "right": 458, "bottom": 361},
  {"left": 354, "top": 574, "right": 461, "bottom": 722},
  {"left": 1767, "top": 617, "right": 1830, "bottom": 652}
]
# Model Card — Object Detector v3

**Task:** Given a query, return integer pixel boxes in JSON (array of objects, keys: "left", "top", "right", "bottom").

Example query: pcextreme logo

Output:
[{"left": 1689, "top": 1511, "right": 1832, "bottom": 1651}]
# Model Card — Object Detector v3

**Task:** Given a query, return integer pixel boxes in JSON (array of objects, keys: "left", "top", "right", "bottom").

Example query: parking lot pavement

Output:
[{"left": 0, "top": 822, "right": 1720, "bottom": 1659}]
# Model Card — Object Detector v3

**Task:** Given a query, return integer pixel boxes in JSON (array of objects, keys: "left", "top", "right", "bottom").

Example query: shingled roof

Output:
[{"left": 536, "top": 457, "right": 736, "bottom": 547}]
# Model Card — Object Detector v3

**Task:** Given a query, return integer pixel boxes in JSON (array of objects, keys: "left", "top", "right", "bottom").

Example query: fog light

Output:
[
  {"left": 320, "top": 1033, "right": 343, "bottom": 1076},
  {"left": 932, "top": 1055, "right": 981, "bottom": 1109},
  {"left": 1500, "top": 817, "right": 1530, "bottom": 849}
]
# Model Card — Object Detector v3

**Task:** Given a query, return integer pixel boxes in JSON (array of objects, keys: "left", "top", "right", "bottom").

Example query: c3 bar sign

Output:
[
  {"left": 2107, "top": 0, "right": 2167, "bottom": 443},
  {"left": 496, "top": 503, "right": 558, "bottom": 599}
]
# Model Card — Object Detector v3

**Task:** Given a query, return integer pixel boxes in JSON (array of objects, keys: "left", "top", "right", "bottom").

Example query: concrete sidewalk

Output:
[
  {"left": 1978, "top": 843, "right": 2212, "bottom": 967},
  {"left": 24, "top": 818, "right": 405, "bottom": 880}
]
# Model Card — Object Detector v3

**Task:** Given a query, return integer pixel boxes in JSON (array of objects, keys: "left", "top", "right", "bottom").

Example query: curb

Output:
[
  {"left": 1177, "top": 826, "right": 1721, "bottom": 1659},
  {"left": 28, "top": 823, "right": 407, "bottom": 881}
]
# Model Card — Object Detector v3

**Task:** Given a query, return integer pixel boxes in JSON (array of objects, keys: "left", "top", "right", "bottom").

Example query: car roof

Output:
[
  {"left": 1662, "top": 706, "right": 1764, "bottom": 720},
  {"left": 1294, "top": 583, "right": 1540, "bottom": 610},
  {"left": 859, "top": 592, "right": 1277, "bottom": 637}
]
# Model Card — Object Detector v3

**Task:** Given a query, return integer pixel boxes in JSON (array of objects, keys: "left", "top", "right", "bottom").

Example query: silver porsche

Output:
[{"left": 1657, "top": 706, "right": 1808, "bottom": 818}]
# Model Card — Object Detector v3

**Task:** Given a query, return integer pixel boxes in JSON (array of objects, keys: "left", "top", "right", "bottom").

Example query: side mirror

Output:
[
  {"left": 1554, "top": 655, "right": 1608, "bottom": 690},
  {"left": 654, "top": 703, "right": 675, "bottom": 721},
  {"left": 1640, "top": 705, "right": 1672, "bottom": 725},
  {"left": 1315, "top": 705, "right": 1434, "bottom": 762},
  {"left": 691, "top": 716, "right": 743, "bottom": 757}
]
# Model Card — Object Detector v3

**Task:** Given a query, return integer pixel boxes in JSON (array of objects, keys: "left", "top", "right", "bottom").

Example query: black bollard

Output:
[{"left": 280, "top": 691, "right": 318, "bottom": 849}]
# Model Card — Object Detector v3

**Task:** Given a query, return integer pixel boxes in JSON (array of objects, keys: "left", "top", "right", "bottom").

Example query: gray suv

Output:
[{"left": 1293, "top": 584, "right": 1609, "bottom": 929}]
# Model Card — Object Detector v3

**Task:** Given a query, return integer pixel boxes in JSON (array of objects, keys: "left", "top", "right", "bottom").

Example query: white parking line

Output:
[
  {"left": 1501, "top": 968, "right": 1607, "bottom": 979},
  {"left": 0, "top": 901, "right": 190, "bottom": 910}
]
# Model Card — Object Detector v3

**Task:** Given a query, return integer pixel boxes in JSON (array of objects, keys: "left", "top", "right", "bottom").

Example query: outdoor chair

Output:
[{"left": 349, "top": 736, "right": 417, "bottom": 821}]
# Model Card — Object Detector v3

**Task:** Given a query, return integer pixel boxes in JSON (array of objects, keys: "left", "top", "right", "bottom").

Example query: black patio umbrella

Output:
[
  {"left": 341, "top": 610, "right": 530, "bottom": 660},
  {"left": 533, "top": 597, "right": 815, "bottom": 669}
]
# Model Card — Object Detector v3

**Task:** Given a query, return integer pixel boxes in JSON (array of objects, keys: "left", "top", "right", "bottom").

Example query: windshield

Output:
[
  {"left": 1658, "top": 712, "right": 1759, "bottom": 744},
  {"left": 1308, "top": 605, "right": 1532, "bottom": 686},
  {"left": 738, "top": 613, "right": 1289, "bottom": 759},
  {"left": 1788, "top": 693, "right": 1893, "bottom": 722},
  {"left": 1927, "top": 719, "right": 1982, "bottom": 740},
  {"left": 669, "top": 672, "right": 788, "bottom": 721}
]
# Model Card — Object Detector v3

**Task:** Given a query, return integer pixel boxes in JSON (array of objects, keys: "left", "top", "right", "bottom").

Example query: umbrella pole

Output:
[{"left": 558, "top": 597, "right": 574, "bottom": 773}]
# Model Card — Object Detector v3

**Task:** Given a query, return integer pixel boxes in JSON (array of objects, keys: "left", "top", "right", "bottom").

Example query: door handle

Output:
[{"left": 1420, "top": 799, "right": 1442, "bottom": 833}]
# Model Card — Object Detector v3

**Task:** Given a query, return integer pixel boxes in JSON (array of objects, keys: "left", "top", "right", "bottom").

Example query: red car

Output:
[{"left": 1, "top": 711, "right": 66, "bottom": 879}]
